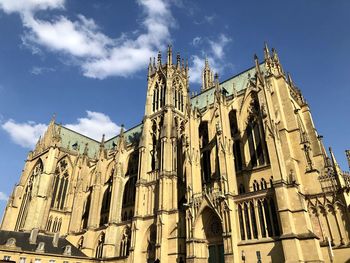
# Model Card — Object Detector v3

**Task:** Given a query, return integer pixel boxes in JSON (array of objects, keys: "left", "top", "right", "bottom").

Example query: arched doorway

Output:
[{"left": 194, "top": 207, "right": 224, "bottom": 263}]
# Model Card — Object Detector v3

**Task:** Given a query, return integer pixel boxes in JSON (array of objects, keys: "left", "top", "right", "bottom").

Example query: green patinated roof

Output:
[
  {"left": 59, "top": 125, "right": 100, "bottom": 158},
  {"left": 56, "top": 63, "right": 263, "bottom": 158},
  {"left": 191, "top": 64, "right": 265, "bottom": 110},
  {"left": 105, "top": 124, "right": 143, "bottom": 149}
]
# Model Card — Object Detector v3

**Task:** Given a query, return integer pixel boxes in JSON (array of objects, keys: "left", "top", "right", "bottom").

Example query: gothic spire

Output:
[
  {"left": 329, "top": 147, "right": 346, "bottom": 188},
  {"left": 157, "top": 51, "right": 162, "bottom": 68},
  {"left": 264, "top": 42, "right": 271, "bottom": 61},
  {"left": 176, "top": 52, "right": 181, "bottom": 69},
  {"left": 167, "top": 44, "right": 172, "bottom": 65},
  {"left": 148, "top": 57, "right": 153, "bottom": 77},
  {"left": 202, "top": 57, "right": 214, "bottom": 91}
]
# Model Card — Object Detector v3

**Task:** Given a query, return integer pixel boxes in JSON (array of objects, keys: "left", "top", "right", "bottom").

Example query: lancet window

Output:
[
  {"left": 246, "top": 98, "right": 269, "bottom": 168},
  {"left": 119, "top": 227, "right": 131, "bottom": 257},
  {"left": 152, "top": 78, "right": 166, "bottom": 112},
  {"left": 100, "top": 178, "right": 112, "bottom": 226},
  {"left": 238, "top": 197, "right": 280, "bottom": 240},
  {"left": 15, "top": 159, "right": 43, "bottom": 231},
  {"left": 47, "top": 216, "right": 62, "bottom": 233},
  {"left": 199, "top": 121, "right": 211, "bottom": 185},
  {"left": 151, "top": 119, "right": 162, "bottom": 171},
  {"left": 51, "top": 159, "right": 70, "bottom": 210},
  {"left": 229, "top": 110, "right": 243, "bottom": 171},
  {"left": 81, "top": 191, "right": 91, "bottom": 230},
  {"left": 127, "top": 151, "right": 139, "bottom": 175},
  {"left": 121, "top": 176, "right": 136, "bottom": 221},
  {"left": 95, "top": 233, "right": 105, "bottom": 259},
  {"left": 46, "top": 216, "right": 53, "bottom": 232},
  {"left": 173, "top": 78, "right": 184, "bottom": 112}
]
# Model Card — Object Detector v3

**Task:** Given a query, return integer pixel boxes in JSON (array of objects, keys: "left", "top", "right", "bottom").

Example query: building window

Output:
[
  {"left": 229, "top": 110, "right": 243, "bottom": 171},
  {"left": 95, "top": 233, "right": 105, "bottom": 259},
  {"left": 246, "top": 98, "right": 269, "bottom": 168},
  {"left": 238, "top": 198, "right": 280, "bottom": 241},
  {"left": 153, "top": 79, "right": 165, "bottom": 112},
  {"left": 34, "top": 259, "right": 41, "bottom": 263},
  {"left": 120, "top": 227, "right": 131, "bottom": 257},
  {"left": 46, "top": 216, "right": 53, "bottom": 231},
  {"left": 3, "top": 256, "right": 11, "bottom": 261},
  {"left": 49, "top": 260, "right": 55, "bottom": 263},
  {"left": 51, "top": 159, "right": 70, "bottom": 210},
  {"left": 19, "top": 257, "right": 26, "bottom": 263},
  {"left": 15, "top": 159, "right": 43, "bottom": 231},
  {"left": 100, "top": 178, "right": 112, "bottom": 226},
  {"left": 121, "top": 176, "right": 136, "bottom": 221},
  {"left": 199, "top": 121, "right": 211, "bottom": 185},
  {"left": 253, "top": 180, "right": 259, "bottom": 191},
  {"left": 81, "top": 191, "right": 91, "bottom": 229}
]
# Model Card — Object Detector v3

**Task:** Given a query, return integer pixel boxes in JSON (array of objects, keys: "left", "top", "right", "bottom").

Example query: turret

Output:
[{"left": 202, "top": 58, "right": 214, "bottom": 91}]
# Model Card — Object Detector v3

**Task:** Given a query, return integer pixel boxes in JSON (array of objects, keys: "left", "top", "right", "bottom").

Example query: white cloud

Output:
[
  {"left": 0, "top": 192, "right": 8, "bottom": 201},
  {"left": 0, "top": 0, "right": 64, "bottom": 14},
  {"left": 31, "top": 66, "right": 55, "bottom": 75},
  {"left": 189, "top": 34, "right": 232, "bottom": 84},
  {"left": 204, "top": 14, "right": 216, "bottom": 24},
  {"left": 65, "top": 111, "right": 121, "bottom": 140},
  {"left": 0, "top": 0, "right": 175, "bottom": 79},
  {"left": 23, "top": 15, "right": 113, "bottom": 58},
  {"left": 1, "top": 111, "right": 120, "bottom": 148},
  {"left": 82, "top": 0, "right": 174, "bottom": 78},
  {"left": 191, "top": 36, "right": 202, "bottom": 46},
  {"left": 208, "top": 34, "right": 231, "bottom": 59},
  {"left": 1, "top": 119, "right": 47, "bottom": 148}
]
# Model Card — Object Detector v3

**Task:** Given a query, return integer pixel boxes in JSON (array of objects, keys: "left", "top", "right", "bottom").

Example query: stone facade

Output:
[{"left": 1, "top": 44, "right": 350, "bottom": 263}]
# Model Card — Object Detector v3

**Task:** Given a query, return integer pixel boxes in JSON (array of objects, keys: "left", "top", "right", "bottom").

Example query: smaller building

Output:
[{"left": 0, "top": 230, "right": 92, "bottom": 263}]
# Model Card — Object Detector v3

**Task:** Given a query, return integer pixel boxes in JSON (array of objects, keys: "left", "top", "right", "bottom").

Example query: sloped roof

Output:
[{"left": 0, "top": 230, "right": 86, "bottom": 258}]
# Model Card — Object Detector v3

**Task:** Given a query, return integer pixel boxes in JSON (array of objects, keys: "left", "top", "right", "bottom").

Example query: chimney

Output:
[
  {"left": 52, "top": 232, "right": 59, "bottom": 248},
  {"left": 29, "top": 228, "right": 39, "bottom": 244}
]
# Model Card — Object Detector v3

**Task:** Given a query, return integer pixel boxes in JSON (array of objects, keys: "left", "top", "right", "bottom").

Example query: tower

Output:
[{"left": 132, "top": 45, "right": 189, "bottom": 262}]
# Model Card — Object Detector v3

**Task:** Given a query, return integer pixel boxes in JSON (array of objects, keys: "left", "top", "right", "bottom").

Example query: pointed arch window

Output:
[
  {"left": 81, "top": 191, "right": 91, "bottom": 230},
  {"left": 100, "top": 178, "right": 112, "bottom": 226},
  {"left": 95, "top": 233, "right": 105, "bottom": 259},
  {"left": 51, "top": 159, "right": 70, "bottom": 210},
  {"left": 173, "top": 79, "right": 184, "bottom": 112},
  {"left": 119, "top": 227, "right": 131, "bottom": 257},
  {"left": 199, "top": 121, "right": 211, "bottom": 185},
  {"left": 229, "top": 110, "right": 243, "bottom": 171},
  {"left": 238, "top": 204, "right": 245, "bottom": 240},
  {"left": 16, "top": 160, "right": 43, "bottom": 231},
  {"left": 253, "top": 180, "right": 259, "bottom": 191},
  {"left": 152, "top": 78, "right": 166, "bottom": 112},
  {"left": 121, "top": 176, "right": 136, "bottom": 221},
  {"left": 46, "top": 216, "right": 53, "bottom": 232},
  {"left": 246, "top": 98, "right": 269, "bottom": 168}
]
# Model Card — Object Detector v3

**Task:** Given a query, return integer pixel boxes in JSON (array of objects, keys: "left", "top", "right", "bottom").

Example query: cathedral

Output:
[{"left": 1, "top": 44, "right": 350, "bottom": 263}]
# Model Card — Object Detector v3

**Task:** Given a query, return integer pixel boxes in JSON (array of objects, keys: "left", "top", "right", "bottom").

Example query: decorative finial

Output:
[
  {"left": 214, "top": 72, "right": 219, "bottom": 83},
  {"left": 167, "top": 44, "right": 172, "bottom": 65},
  {"left": 264, "top": 42, "right": 271, "bottom": 60},
  {"left": 157, "top": 51, "right": 162, "bottom": 67},
  {"left": 176, "top": 52, "right": 181, "bottom": 68}
]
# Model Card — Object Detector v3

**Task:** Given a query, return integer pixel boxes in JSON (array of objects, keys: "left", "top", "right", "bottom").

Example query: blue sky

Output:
[{"left": 0, "top": 0, "right": 349, "bottom": 216}]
